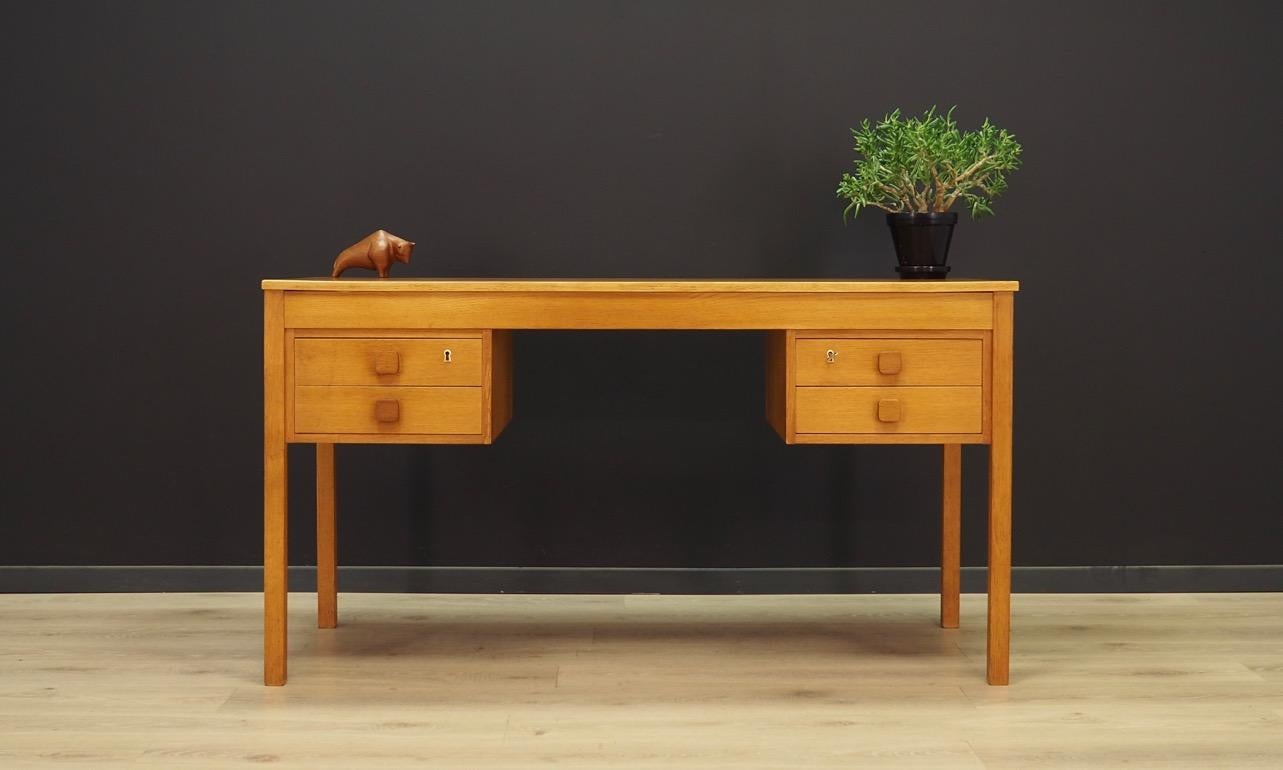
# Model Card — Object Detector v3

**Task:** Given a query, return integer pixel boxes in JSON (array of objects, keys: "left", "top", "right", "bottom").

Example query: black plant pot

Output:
[{"left": 886, "top": 212, "right": 957, "bottom": 278}]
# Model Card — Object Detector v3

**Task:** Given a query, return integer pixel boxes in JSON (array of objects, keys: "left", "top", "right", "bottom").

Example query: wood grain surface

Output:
[
  {"left": 281, "top": 291, "right": 998, "bottom": 331},
  {"left": 1, "top": 592, "right": 1279, "bottom": 768},
  {"left": 262, "top": 291, "right": 288, "bottom": 686},
  {"left": 795, "top": 386, "right": 983, "bottom": 435},
  {"left": 294, "top": 386, "right": 484, "bottom": 436},
  {"left": 295, "top": 338, "right": 484, "bottom": 386},
  {"left": 987, "top": 292, "right": 1015, "bottom": 685},
  {"left": 262, "top": 278, "right": 1020, "bottom": 293},
  {"left": 794, "top": 338, "right": 983, "bottom": 386}
]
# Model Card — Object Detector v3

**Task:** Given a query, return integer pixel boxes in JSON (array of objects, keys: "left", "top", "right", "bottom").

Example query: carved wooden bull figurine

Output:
[{"left": 331, "top": 230, "right": 415, "bottom": 278}]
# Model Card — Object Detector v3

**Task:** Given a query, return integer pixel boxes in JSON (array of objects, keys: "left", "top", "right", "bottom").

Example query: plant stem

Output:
[{"left": 941, "top": 154, "right": 995, "bottom": 209}]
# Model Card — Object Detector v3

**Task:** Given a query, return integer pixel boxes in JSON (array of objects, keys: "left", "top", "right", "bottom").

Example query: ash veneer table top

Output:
[{"left": 262, "top": 277, "right": 1020, "bottom": 293}]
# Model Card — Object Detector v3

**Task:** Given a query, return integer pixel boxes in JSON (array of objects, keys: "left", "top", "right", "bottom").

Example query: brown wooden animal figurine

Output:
[{"left": 331, "top": 230, "right": 415, "bottom": 278}]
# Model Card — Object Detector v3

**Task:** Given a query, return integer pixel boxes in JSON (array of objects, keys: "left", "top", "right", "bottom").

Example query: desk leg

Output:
[
  {"left": 316, "top": 443, "right": 337, "bottom": 629},
  {"left": 941, "top": 444, "right": 961, "bottom": 629},
  {"left": 264, "top": 291, "right": 288, "bottom": 686},
  {"left": 987, "top": 293, "right": 1014, "bottom": 686}
]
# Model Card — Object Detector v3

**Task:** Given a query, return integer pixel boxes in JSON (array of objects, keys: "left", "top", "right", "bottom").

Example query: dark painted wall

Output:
[{"left": 3, "top": 1, "right": 1281, "bottom": 575}]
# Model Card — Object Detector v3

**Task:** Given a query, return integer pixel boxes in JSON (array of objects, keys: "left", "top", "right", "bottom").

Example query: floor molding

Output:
[{"left": 1, "top": 565, "right": 1280, "bottom": 593}]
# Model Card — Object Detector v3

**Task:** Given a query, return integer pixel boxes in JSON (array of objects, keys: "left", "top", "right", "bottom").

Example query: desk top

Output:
[{"left": 262, "top": 278, "right": 1019, "bottom": 293}]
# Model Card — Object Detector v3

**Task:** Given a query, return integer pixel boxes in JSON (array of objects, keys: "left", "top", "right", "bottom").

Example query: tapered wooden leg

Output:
[
  {"left": 263, "top": 291, "right": 288, "bottom": 686},
  {"left": 316, "top": 443, "right": 337, "bottom": 629},
  {"left": 941, "top": 444, "right": 961, "bottom": 629},
  {"left": 987, "top": 293, "right": 1014, "bottom": 686}
]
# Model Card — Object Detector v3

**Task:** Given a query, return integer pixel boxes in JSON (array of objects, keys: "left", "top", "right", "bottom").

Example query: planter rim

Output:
[{"left": 885, "top": 211, "right": 959, "bottom": 222}]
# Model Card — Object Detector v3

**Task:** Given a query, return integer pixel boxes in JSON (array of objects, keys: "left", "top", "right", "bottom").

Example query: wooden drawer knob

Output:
[
  {"left": 877, "top": 398, "right": 901, "bottom": 423},
  {"left": 877, "top": 351, "right": 902, "bottom": 375},
  {"left": 373, "top": 352, "right": 400, "bottom": 375},
  {"left": 374, "top": 399, "right": 400, "bottom": 423}
]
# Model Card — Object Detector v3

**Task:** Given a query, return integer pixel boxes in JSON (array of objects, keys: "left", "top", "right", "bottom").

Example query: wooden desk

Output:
[{"left": 261, "top": 279, "right": 1018, "bottom": 686}]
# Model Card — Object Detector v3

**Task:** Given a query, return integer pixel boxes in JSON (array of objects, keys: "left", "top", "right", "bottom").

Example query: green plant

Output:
[{"left": 836, "top": 107, "right": 1022, "bottom": 220}]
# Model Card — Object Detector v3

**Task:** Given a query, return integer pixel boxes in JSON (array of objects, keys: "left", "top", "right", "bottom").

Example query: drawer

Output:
[
  {"left": 795, "top": 386, "right": 982, "bottom": 434},
  {"left": 296, "top": 338, "right": 483, "bottom": 386},
  {"left": 795, "top": 338, "right": 982, "bottom": 386},
  {"left": 295, "top": 386, "right": 484, "bottom": 435}
]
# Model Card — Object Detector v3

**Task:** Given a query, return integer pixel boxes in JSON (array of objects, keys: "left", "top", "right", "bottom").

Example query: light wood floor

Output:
[{"left": 1, "top": 592, "right": 1281, "bottom": 768}]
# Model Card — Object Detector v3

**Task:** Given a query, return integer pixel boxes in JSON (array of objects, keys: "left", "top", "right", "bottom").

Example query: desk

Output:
[{"left": 261, "top": 279, "right": 1018, "bottom": 685}]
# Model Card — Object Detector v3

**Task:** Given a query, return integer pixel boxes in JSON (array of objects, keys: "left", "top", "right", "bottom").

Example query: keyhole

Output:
[
  {"left": 443, "top": 349, "right": 452, "bottom": 363},
  {"left": 826, "top": 349, "right": 837, "bottom": 363}
]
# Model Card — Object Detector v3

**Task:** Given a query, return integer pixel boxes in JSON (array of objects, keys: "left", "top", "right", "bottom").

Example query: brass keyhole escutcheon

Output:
[
  {"left": 443, "top": 348, "right": 452, "bottom": 363},
  {"left": 826, "top": 349, "right": 837, "bottom": 363}
]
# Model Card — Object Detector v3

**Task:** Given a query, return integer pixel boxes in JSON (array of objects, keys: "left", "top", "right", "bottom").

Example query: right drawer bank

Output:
[{"left": 767, "top": 332, "right": 990, "bottom": 444}]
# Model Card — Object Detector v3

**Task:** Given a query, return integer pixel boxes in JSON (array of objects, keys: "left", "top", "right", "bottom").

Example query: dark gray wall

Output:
[{"left": 3, "top": 1, "right": 1281, "bottom": 577}]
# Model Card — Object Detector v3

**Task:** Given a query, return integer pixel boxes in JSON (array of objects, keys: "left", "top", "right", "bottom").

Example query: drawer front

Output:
[
  {"left": 296, "top": 338, "right": 483, "bottom": 386},
  {"left": 795, "top": 338, "right": 982, "bottom": 386},
  {"left": 295, "top": 386, "right": 484, "bottom": 435},
  {"left": 795, "top": 386, "right": 982, "bottom": 434}
]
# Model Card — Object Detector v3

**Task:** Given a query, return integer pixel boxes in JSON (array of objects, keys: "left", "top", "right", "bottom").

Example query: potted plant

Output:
[{"left": 836, "top": 107, "right": 1022, "bottom": 278}]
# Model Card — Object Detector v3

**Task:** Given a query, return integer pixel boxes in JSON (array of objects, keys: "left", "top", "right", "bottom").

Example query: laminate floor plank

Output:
[{"left": 0, "top": 592, "right": 1280, "bottom": 768}]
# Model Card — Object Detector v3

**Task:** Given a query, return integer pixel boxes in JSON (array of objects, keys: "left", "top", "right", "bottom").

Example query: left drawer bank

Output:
[{"left": 285, "top": 330, "right": 513, "bottom": 444}]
